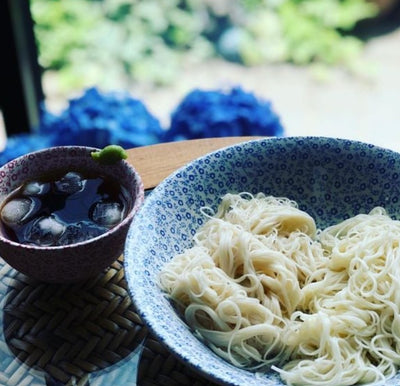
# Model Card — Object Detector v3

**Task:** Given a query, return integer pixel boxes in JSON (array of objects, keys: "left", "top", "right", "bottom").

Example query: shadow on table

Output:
[{"left": 1, "top": 256, "right": 147, "bottom": 385}]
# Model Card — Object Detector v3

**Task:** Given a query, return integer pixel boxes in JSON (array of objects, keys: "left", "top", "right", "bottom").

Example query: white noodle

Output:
[{"left": 158, "top": 193, "right": 400, "bottom": 385}]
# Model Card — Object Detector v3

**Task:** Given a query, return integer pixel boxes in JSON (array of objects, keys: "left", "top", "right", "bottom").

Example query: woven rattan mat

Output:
[{"left": 1, "top": 256, "right": 219, "bottom": 386}]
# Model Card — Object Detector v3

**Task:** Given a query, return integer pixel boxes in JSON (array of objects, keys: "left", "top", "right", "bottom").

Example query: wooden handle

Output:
[{"left": 127, "top": 137, "right": 262, "bottom": 190}]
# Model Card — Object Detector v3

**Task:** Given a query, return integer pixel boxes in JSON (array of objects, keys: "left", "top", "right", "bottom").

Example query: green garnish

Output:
[{"left": 91, "top": 145, "right": 128, "bottom": 165}]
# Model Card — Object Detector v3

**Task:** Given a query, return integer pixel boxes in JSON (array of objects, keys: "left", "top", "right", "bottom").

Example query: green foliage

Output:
[
  {"left": 224, "top": 0, "right": 378, "bottom": 67},
  {"left": 31, "top": 0, "right": 213, "bottom": 90},
  {"left": 31, "top": 0, "right": 378, "bottom": 91}
]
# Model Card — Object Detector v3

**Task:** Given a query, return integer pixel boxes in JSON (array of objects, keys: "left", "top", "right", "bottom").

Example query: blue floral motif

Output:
[
  {"left": 124, "top": 137, "right": 400, "bottom": 386},
  {"left": 163, "top": 86, "right": 284, "bottom": 142}
]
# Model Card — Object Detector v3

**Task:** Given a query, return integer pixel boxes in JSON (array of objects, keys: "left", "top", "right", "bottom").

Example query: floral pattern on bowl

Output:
[
  {"left": 0, "top": 146, "right": 144, "bottom": 283},
  {"left": 124, "top": 136, "right": 400, "bottom": 386}
]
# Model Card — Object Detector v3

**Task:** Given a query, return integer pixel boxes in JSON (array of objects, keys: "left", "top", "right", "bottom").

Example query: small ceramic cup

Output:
[{"left": 0, "top": 146, "right": 144, "bottom": 283}]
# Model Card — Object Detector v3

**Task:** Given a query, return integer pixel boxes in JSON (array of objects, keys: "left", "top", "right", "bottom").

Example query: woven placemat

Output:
[{"left": 0, "top": 256, "right": 218, "bottom": 386}]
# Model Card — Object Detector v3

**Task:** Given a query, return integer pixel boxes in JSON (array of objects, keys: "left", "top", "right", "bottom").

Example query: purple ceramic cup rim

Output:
[{"left": 0, "top": 145, "right": 145, "bottom": 250}]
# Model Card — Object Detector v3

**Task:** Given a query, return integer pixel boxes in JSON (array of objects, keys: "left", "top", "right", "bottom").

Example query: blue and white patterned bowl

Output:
[{"left": 124, "top": 136, "right": 400, "bottom": 385}]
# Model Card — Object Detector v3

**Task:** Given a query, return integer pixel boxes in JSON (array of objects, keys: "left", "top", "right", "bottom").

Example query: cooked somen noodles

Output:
[{"left": 158, "top": 193, "right": 400, "bottom": 386}]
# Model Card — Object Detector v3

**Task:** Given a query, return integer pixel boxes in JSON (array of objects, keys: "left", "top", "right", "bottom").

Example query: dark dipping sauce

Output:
[{"left": 0, "top": 169, "right": 130, "bottom": 246}]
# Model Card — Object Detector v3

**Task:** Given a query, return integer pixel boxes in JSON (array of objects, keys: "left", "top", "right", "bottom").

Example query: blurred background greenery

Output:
[
  {"left": 24, "top": 0, "right": 400, "bottom": 151},
  {"left": 30, "top": 0, "right": 379, "bottom": 92}
]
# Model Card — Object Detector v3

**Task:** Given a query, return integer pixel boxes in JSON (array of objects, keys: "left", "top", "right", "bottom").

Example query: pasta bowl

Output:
[{"left": 124, "top": 136, "right": 400, "bottom": 385}]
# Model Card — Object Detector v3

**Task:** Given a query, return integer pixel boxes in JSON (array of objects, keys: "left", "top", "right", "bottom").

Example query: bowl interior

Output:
[
  {"left": 0, "top": 146, "right": 138, "bottom": 202},
  {"left": 124, "top": 137, "right": 400, "bottom": 386},
  {"left": 0, "top": 146, "right": 142, "bottom": 243}
]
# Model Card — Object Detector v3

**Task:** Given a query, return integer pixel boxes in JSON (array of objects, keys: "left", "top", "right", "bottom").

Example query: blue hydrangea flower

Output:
[
  {"left": 162, "top": 87, "right": 284, "bottom": 142},
  {"left": 39, "top": 87, "right": 164, "bottom": 148},
  {"left": 0, "top": 133, "right": 53, "bottom": 166},
  {"left": 0, "top": 86, "right": 285, "bottom": 167}
]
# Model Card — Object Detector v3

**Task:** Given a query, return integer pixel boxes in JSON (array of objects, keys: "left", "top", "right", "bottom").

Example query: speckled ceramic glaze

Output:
[
  {"left": 124, "top": 136, "right": 400, "bottom": 386},
  {"left": 0, "top": 146, "right": 144, "bottom": 283}
]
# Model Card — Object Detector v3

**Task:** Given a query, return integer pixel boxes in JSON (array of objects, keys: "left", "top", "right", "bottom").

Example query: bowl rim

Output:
[{"left": 0, "top": 145, "right": 145, "bottom": 250}]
